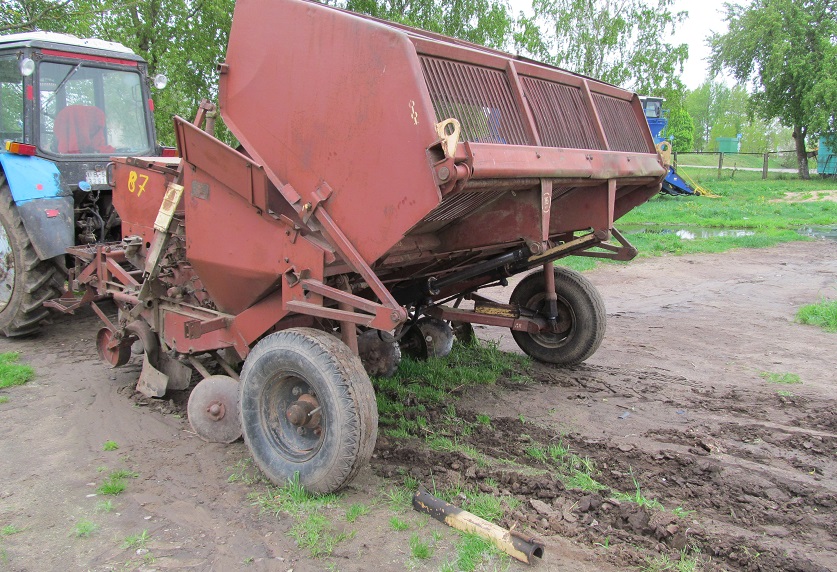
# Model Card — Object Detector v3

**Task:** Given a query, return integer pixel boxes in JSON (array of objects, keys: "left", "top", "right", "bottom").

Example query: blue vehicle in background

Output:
[
  {"left": 0, "top": 32, "right": 167, "bottom": 336},
  {"left": 640, "top": 96, "right": 696, "bottom": 196}
]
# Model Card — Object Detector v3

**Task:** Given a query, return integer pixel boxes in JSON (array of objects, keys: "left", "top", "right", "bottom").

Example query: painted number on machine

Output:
[{"left": 127, "top": 170, "right": 149, "bottom": 197}]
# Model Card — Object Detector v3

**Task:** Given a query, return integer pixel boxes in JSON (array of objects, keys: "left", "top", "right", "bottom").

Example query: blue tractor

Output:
[
  {"left": 640, "top": 96, "right": 695, "bottom": 196},
  {"left": 0, "top": 32, "right": 167, "bottom": 336}
]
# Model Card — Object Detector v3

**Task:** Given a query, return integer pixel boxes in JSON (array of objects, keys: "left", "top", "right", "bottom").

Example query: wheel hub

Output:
[
  {"left": 286, "top": 393, "right": 321, "bottom": 429},
  {"left": 187, "top": 375, "right": 242, "bottom": 443}
]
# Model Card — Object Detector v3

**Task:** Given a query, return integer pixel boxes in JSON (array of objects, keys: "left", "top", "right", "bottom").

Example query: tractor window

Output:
[
  {"left": 0, "top": 57, "right": 24, "bottom": 145},
  {"left": 38, "top": 61, "right": 152, "bottom": 155}
]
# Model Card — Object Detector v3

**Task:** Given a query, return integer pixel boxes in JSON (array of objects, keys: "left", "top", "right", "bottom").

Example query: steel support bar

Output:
[
  {"left": 427, "top": 305, "right": 543, "bottom": 334},
  {"left": 285, "top": 300, "right": 377, "bottom": 327},
  {"left": 465, "top": 143, "right": 666, "bottom": 180}
]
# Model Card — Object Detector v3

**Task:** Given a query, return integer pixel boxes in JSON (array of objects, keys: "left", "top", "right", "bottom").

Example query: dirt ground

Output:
[{"left": 0, "top": 240, "right": 835, "bottom": 572}]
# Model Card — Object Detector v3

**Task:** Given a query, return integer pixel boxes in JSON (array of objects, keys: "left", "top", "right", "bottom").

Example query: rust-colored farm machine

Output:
[{"left": 49, "top": 0, "right": 666, "bottom": 493}]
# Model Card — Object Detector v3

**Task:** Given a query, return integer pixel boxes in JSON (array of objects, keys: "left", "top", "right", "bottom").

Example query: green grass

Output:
[
  {"left": 73, "top": 519, "right": 98, "bottom": 538},
  {"left": 453, "top": 532, "right": 507, "bottom": 572},
  {"left": 554, "top": 178, "right": 837, "bottom": 273},
  {"left": 0, "top": 396, "right": 8, "bottom": 404},
  {"left": 462, "top": 492, "right": 519, "bottom": 523},
  {"left": 374, "top": 340, "right": 529, "bottom": 439},
  {"left": 122, "top": 530, "right": 150, "bottom": 550},
  {"left": 643, "top": 546, "right": 701, "bottom": 572},
  {"left": 250, "top": 472, "right": 339, "bottom": 517},
  {"left": 345, "top": 503, "right": 370, "bottom": 523},
  {"left": 410, "top": 533, "right": 433, "bottom": 559},
  {"left": 97, "top": 476, "right": 126, "bottom": 496},
  {"left": 102, "top": 440, "right": 119, "bottom": 451},
  {"left": 1, "top": 525, "right": 22, "bottom": 536},
  {"left": 0, "top": 353, "right": 34, "bottom": 389},
  {"left": 390, "top": 516, "right": 410, "bottom": 531},
  {"left": 289, "top": 513, "right": 352, "bottom": 558},
  {"left": 382, "top": 486, "right": 413, "bottom": 512},
  {"left": 777, "top": 390, "right": 795, "bottom": 397},
  {"left": 614, "top": 471, "right": 664, "bottom": 510},
  {"left": 797, "top": 298, "right": 837, "bottom": 332},
  {"left": 760, "top": 371, "right": 802, "bottom": 385},
  {"left": 95, "top": 500, "right": 114, "bottom": 513}
]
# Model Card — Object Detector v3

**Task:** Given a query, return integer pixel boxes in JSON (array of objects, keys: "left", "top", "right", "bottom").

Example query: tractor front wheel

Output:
[
  {"left": 0, "top": 176, "right": 64, "bottom": 336},
  {"left": 239, "top": 328, "right": 378, "bottom": 494},
  {"left": 510, "top": 266, "right": 606, "bottom": 366}
]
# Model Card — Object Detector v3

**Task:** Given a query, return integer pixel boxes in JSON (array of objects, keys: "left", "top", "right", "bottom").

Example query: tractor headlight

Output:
[
  {"left": 19, "top": 58, "right": 35, "bottom": 77},
  {"left": 153, "top": 74, "right": 168, "bottom": 89}
]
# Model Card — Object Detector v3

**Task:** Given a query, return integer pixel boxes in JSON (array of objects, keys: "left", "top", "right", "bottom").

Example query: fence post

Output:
[
  {"left": 762, "top": 153, "right": 769, "bottom": 180},
  {"left": 718, "top": 152, "right": 723, "bottom": 178}
]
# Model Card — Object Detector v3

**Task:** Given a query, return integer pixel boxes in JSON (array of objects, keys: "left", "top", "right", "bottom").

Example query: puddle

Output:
[
  {"left": 621, "top": 226, "right": 755, "bottom": 240},
  {"left": 797, "top": 226, "right": 837, "bottom": 241},
  {"left": 620, "top": 225, "right": 837, "bottom": 241}
]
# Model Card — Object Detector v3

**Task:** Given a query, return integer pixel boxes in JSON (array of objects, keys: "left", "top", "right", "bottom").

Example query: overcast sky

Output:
[{"left": 508, "top": 0, "right": 746, "bottom": 91}]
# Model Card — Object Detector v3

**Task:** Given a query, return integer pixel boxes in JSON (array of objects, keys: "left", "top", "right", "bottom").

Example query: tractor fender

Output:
[{"left": 0, "top": 153, "right": 73, "bottom": 260}]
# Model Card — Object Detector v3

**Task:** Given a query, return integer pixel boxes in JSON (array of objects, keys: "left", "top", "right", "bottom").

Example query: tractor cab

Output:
[{"left": 0, "top": 32, "right": 161, "bottom": 241}]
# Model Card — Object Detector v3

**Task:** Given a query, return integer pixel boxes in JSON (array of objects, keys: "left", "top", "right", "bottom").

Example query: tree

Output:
[
  {"left": 516, "top": 0, "right": 688, "bottom": 94},
  {"left": 342, "top": 0, "right": 515, "bottom": 49},
  {"left": 710, "top": 0, "right": 837, "bottom": 178}
]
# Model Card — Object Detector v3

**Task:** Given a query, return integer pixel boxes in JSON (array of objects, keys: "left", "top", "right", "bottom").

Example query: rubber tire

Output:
[
  {"left": 239, "top": 328, "right": 378, "bottom": 494},
  {"left": 510, "top": 267, "right": 606, "bottom": 366},
  {"left": 0, "top": 175, "right": 64, "bottom": 337}
]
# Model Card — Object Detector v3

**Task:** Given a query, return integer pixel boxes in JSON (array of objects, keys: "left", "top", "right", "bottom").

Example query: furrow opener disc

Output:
[{"left": 187, "top": 375, "right": 242, "bottom": 443}]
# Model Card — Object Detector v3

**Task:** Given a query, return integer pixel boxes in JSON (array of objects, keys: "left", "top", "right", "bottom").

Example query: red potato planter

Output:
[{"left": 49, "top": 0, "right": 667, "bottom": 493}]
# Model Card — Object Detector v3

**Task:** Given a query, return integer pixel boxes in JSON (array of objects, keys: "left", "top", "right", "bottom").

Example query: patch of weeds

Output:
[
  {"left": 289, "top": 513, "right": 353, "bottom": 558},
  {"left": 455, "top": 532, "right": 507, "bottom": 572},
  {"left": 251, "top": 472, "right": 339, "bottom": 517},
  {"left": 103, "top": 440, "right": 119, "bottom": 451},
  {"left": 122, "top": 530, "right": 151, "bottom": 550},
  {"left": 97, "top": 476, "right": 126, "bottom": 496},
  {"left": 0, "top": 353, "right": 34, "bottom": 389},
  {"left": 96, "top": 465, "right": 108, "bottom": 473},
  {"left": 476, "top": 413, "right": 491, "bottom": 426},
  {"left": 0, "top": 396, "right": 8, "bottom": 404},
  {"left": 565, "top": 469, "right": 607, "bottom": 492},
  {"left": 463, "top": 492, "right": 519, "bottom": 524},
  {"left": 96, "top": 500, "right": 114, "bottom": 513},
  {"left": 777, "top": 390, "right": 795, "bottom": 397},
  {"left": 796, "top": 297, "right": 837, "bottom": 332},
  {"left": 483, "top": 477, "right": 498, "bottom": 488},
  {"left": 373, "top": 341, "right": 529, "bottom": 439},
  {"left": 242, "top": 556, "right": 254, "bottom": 565},
  {"left": 525, "top": 445, "right": 548, "bottom": 463},
  {"left": 73, "top": 519, "right": 99, "bottom": 538},
  {"left": 403, "top": 475, "right": 420, "bottom": 491},
  {"left": 594, "top": 536, "right": 611, "bottom": 549},
  {"left": 382, "top": 486, "right": 413, "bottom": 512},
  {"left": 760, "top": 371, "right": 801, "bottom": 385},
  {"left": 97, "top": 469, "right": 138, "bottom": 496},
  {"left": 1, "top": 525, "right": 22, "bottom": 536},
  {"left": 345, "top": 503, "right": 370, "bottom": 523},
  {"left": 518, "top": 414, "right": 526, "bottom": 424},
  {"left": 672, "top": 506, "right": 694, "bottom": 519},
  {"left": 615, "top": 470, "right": 664, "bottom": 510},
  {"left": 410, "top": 533, "right": 433, "bottom": 559},
  {"left": 644, "top": 546, "right": 701, "bottom": 572},
  {"left": 227, "top": 458, "right": 267, "bottom": 485},
  {"left": 390, "top": 516, "right": 410, "bottom": 531}
]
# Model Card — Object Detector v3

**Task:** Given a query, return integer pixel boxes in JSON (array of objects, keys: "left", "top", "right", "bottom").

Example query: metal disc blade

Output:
[{"left": 187, "top": 375, "right": 242, "bottom": 443}]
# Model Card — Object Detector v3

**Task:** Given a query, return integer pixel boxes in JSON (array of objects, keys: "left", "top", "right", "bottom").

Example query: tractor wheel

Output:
[
  {"left": 0, "top": 176, "right": 64, "bottom": 336},
  {"left": 239, "top": 327, "right": 378, "bottom": 494},
  {"left": 509, "top": 267, "right": 606, "bottom": 366}
]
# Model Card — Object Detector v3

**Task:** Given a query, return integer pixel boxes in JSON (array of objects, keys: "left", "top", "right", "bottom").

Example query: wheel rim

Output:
[
  {"left": 261, "top": 373, "right": 325, "bottom": 462},
  {"left": 0, "top": 220, "right": 14, "bottom": 309},
  {"left": 524, "top": 292, "right": 575, "bottom": 349}
]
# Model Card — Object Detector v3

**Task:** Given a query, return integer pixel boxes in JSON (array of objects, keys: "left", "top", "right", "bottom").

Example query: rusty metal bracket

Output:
[
  {"left": 575, "top": 227, "right": 638, "bottom": 261},
  {"left": 184, "top": 316, "right": 230, "bottom": 340}
]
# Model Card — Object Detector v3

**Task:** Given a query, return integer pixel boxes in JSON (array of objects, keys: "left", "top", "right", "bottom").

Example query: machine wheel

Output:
[
  {"left": 0, "top": 177, "right": 64, "bottom": 336},
  {"left": 239, "top": 327, "right": 378, "bottom": 494},
  {"left": 510, "top": 267, "right": 605, "bottom": 366},
  {"left": 357, "top": 329, "right": 401, "bottom": 377},
  {"left": 188, "top": 375, "right": 242, "bottom": 443}
]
